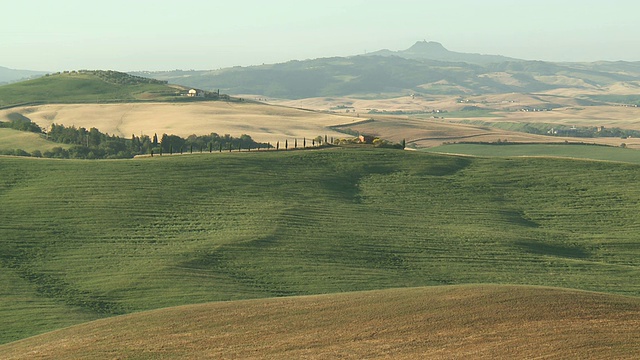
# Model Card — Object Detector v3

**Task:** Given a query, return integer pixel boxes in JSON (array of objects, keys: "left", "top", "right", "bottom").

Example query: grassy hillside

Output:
[
  {"left": 0, "top": 128, "right": 69, "bottom": 153},
  {"left": 1, "top": 148, "right": 640, "bottom": 343},
  {"left": 2, "top": 285, "right": 638, "bottom": 359},
  {"left": 0, "top": 71, "right": 184, "bottom": 108},
  {"left": 427, "top": 143, "right": 640, "bottom": 163}
]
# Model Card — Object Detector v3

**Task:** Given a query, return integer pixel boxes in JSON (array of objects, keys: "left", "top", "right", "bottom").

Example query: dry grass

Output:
[
  {"left": 270, "top": 92, "right": 640, "bottom": 148},
  {"left": 1, "top": 285, "right": 638, "bottom": 360},
  {"left": 0, "top": 102, "right": 349, "bottom": 143},
  {"left": 3, "top": 90, "right": 640, "bottom": 149}
]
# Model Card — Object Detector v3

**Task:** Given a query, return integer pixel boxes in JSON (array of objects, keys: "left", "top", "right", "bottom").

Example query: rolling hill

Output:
[
  {"left": 0, "top": 102, "right": 350, "bottom": 143},
  {"left": 0, "top": 128, "right": 69, "bottom": 153},
  {"left": 0, "top": 70, "right": 204, "bottom": 108},
  {"left": 1, "top": 285, "right": 638, "bottom": 359},
  {"left": 132, "top": 42, "right": 640, "bottom": 99},
  {"left": 1, "top": 148, "right": 639, "bottom": 344}
]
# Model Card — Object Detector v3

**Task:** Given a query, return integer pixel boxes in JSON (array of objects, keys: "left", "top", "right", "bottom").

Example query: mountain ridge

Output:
[
  {"left": 131, "top": 53, "right": 640, "bottom": 99},
  {"left": 367, "top": 40, "right": 520, "bottom": 64},
  {"left": 4, "top": 41, "right": 640, "bottom": 100},
  {"left": 0, "top": 66, "right": 48, "bottom": 84}
]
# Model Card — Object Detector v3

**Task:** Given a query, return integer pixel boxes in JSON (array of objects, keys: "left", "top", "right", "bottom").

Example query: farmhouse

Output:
[
  {"left": 359, "top": 134, "right": 375, "bottom": 144},
  {"left": 188, "top": 89, "right": 204, "bottom": 97}
]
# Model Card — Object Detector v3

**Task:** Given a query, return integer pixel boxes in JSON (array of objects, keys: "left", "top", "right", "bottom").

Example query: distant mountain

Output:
[
  {"left": 0, "top": 66, "right": 47, "bottom": 84},
  {"left": 132, "top": 52, "right": 640, "bottom": 100},
  {"left": 367, "top": 41, "right": 519, "bottom": 64}
]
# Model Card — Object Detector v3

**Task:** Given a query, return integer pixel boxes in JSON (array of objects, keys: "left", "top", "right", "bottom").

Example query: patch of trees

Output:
[
  {"left": 332, "top": 136, "right": 405, "bottom": 149},
  {"left": 158, "top": 133, "right": 269, "bottom": 154},
  {"left": 0, "top": 113, "right": 43, "bottom": 133},
  {"left": 46, "top": 70, "right": 168, "bottom": 86},
  {"left": 1, "top": 122, "right": 270, "bottom": 159},
  {"left": 542, "top": 125, "right": 640, "bottom": 139}
]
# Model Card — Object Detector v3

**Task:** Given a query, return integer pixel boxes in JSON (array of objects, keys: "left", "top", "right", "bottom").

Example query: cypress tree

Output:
[
  {"left": 285, "top": 139, "right": 288, "bottom": 149},
  {"left": 169, "top": 144, "right": 173, "bottom": 155}
]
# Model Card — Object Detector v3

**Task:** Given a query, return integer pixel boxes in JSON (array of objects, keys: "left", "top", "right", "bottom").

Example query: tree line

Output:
[
  {"left": 0, "top": 117, "right": 272, "bottom": 159},
  {"left": 2, "top": 116, "right": 405, "bottom": 159},
  {"left": 0, "top": 113, "right": 43, "bottom": 133},
  {"left": 45, "top": 124, "right": 272, "bottom": 159}
]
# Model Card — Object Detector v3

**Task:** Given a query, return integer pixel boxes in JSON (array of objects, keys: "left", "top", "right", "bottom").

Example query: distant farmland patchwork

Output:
[{"left": 1, "top": 148, "right": 639, "bottom": 345}]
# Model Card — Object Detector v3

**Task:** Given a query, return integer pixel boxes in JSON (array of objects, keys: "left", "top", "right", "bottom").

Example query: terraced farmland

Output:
[{"left": 1, "top": 148, "right": 640, "bottom": 343}]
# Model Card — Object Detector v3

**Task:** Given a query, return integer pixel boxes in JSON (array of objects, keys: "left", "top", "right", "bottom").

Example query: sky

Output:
[{"left": 2, "top": 0, "right": 640, "bottom": 71}]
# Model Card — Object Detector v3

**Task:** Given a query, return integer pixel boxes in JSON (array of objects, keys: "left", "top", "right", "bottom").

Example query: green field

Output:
[
  {"left": 427, "top": 143, "right": 640, "bottom": 163},
  {"left": 0, "top": 128, "right": 69, "bottom": 153},
  {"left": 1, "top": 148, "right": 640, "bottom": 344},
  {"left": 0, "top": 71, "right": 180, "bottom": 108}
]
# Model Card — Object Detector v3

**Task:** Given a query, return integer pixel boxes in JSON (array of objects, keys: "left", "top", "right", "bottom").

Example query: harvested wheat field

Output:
[
  {"left": 2, "top": 285, "right": 638, "bottom": 360},
  {"left": 0, "top": 102, "right": 349, "bottom": 143},
  {"left": 338, "top": 115, "right": 640, "bottom": 148}
]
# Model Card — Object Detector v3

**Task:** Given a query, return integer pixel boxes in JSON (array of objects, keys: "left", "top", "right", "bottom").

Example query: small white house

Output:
[{"left": 188, "top": 89, "right": 204, "bottom": 97}]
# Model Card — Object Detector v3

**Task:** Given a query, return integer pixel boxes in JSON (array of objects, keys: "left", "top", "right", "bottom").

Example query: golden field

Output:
[
  {"left": 1, "top": 285, "right": 638, "bottom": 359},
  {"left": 0, "top": 102, "right": 350, "bottom": 144},
  {"left": 3, "top": 86, "right": 640, "bottom": 149}
]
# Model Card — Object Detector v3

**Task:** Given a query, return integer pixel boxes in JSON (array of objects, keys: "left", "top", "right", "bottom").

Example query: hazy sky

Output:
[{"left": 2, "top": 0, "right": 640, "bottom": 71}]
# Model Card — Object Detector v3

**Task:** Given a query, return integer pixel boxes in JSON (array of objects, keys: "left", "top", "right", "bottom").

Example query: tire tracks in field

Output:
[{"left": 115, "top": 104, "right": 135, "bottom": 136}]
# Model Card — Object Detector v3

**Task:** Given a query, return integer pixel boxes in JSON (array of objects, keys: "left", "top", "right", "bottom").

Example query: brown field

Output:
[
  {"left": 0, "top": 102, "right": 350, "bottom": 144},
  {"left": 266, "top": 89, "right": 640, "bottom": 148},
  {"left": 3, "top": 87, "right": 640, "bottom": 149},
  {"left": 1, "top": 285, "right": 638, "bottom": 360},
  {"left": 343, "top": 115, "right": 640, "bottom": 149}
]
